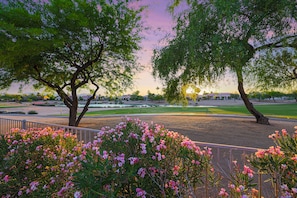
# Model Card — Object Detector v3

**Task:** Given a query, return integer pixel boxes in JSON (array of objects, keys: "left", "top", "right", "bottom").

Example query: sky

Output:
[
  {"left": 127, "top": 0, "right": 238, "bottom": 95},
  {"left": 4, "top": 0, "right": 239, "bottom": 96}
]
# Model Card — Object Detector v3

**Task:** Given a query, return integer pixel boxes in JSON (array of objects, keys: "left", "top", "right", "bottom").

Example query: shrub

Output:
[
  {"left": 248, "top": 127, "right": 297, "bottom": 197},
  {"left": 27, "top": 110, "right": 38, "bottom": 114},
  {"left": 0, "top": 127, "right": 82, "bottom": 197},
  {"left": 74, "top": 117, "right": 220, "bottom": 197}
]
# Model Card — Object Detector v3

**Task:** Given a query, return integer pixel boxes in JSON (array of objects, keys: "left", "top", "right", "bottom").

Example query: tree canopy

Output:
[
  {"left": 0, "top": 0, "right": 144, "bottom": 126},
  {"left": 153, "top": 0, "right": 297, "bottom": 124}
]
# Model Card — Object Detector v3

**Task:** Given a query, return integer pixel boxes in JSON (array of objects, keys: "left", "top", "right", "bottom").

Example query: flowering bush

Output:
[
  {"left": 249, "top": 127, "right": 297, "bottom": 197},
  {"left": 74, "top": 117, "right": 220, "bottom": 197},
  {"left": 218, "top": 161, "right": 258, "bottom": 198},
  {"left": 0, "top": 127, "right": 82, "bottom": 197}
]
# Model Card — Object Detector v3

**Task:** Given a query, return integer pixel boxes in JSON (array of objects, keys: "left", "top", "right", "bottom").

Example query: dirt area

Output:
[{"left": 2, "top": 113, "right": 297, "bottom": 149}]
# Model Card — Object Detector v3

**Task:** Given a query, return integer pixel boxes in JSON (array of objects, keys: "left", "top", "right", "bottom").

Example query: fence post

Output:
[{"left": 22, "top": 119, "right": 27, "bottom": 130}]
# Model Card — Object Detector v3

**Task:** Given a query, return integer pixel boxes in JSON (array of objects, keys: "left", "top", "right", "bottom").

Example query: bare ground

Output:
[{"left": 2, "top": 114, "right": 297, "bottom": 149}]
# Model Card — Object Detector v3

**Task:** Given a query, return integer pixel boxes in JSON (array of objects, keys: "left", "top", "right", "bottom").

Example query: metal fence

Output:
[{"left": 0, "top": 117, "right": 276, "bottom": 197}]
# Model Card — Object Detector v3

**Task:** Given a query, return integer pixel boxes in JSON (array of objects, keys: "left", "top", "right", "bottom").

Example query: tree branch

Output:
[
  {"left": 71, "top": 39, "right": 104, "bottom": 89},
  {"left": 32, "top": 65, "right": 73, "bottom": 108},
  {"left": 255, "top": 34, "right": 297, "bottom": 51},
  {"left": 75, "top": 77, "right": 99, "bottom": 126}
]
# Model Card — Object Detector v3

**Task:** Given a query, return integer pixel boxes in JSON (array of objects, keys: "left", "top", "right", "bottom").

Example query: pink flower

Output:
[
  {"left": 191, "top": 159, "right": 200, "bottom": 165},
  {"left": 57, "top": 187, "right": 67, "bottom": 197},
  {"left": 148, "top": 167, "right": 158, "bottom": 177},
  {"left": 267, "top": 146, "right": 284, "bottom": 157},
  {"left": 154, "top": 152, "right": 165, "bottom": 161},
  {"left": 3, "top": 175, "right": 9, "bottom": 183},
  {"left": 74, "top": 191, "right": 82, "bottom": 198},
  {"left": 140, "top": 143, "right": 147, "bottom": 154},
  {"left": 102, "top": 150, "right": 108, "bottom": 159},
  {"left": 30, "top": 181, "right": 39, "bottom": 191},
  {"left": 166, "top": 180, "right": 179, "bottom": 194},
  {"left": 291, "top": 154, "right": 297, "bottom": 162},
  {"left": 181, "top": 139, "right": 194, "bottom": 150},
  {"left": 172, "top": 165, "right": 180, "bottom": 176},
  {"left": 137, "top": 168, "right": 146, "bottom": 178},
  {"left": 218, "top": 188, "right": 229, "bottom": 197},
  {"left": 128, "top": 132, "right": 139, "bottom": 139},
  {"left": 156, "top": 140, "right": 166, "bottom": 151},
  {"left": 255, "top": 149, "right": 266, "bottom": 158},
  {"left": 281, "top": 129, "right": 288, "bottom": 136},
  {"left": 128, "top": 157, "right": 139, "bottom": 165},
  {"left": 228, "top": 183, "right": 235, "bottom": 189},
  {"left": 136, "top": 187, "right": 146, "bottom": 198},
  {"left": 115, "top": 153, "right": 125, "bottom": 167},
  {"left": 242, "top": 165, "right": 254, "bottom": 178}
]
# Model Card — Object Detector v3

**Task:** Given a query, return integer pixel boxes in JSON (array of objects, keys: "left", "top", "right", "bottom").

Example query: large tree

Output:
[
  {"left": 0, "top": 0, "right": 144, "bottom": 126},
  {"left": 153, "top": 0, "right": 297, "bottom": 124}
]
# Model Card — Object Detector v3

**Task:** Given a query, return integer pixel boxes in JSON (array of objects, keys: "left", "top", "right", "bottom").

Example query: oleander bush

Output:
[
  {"left": 74, "top": 117, "right": 220, "bottom": 197},
  {"left": 248, "top": 127, "right": 297, "bottom": 197},
  {"left": 0, "top": 127, "right": 82, "bottom": 197},
  {"left": 219, "top": 126, "right": 297, "bottom": 198}
]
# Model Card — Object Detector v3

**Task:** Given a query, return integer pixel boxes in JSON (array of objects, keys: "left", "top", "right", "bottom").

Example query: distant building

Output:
[
  {"left": 79, "top": 95, "right": 94, "bottom": 101},
  {"left": 121, "top": 94, "right": 131, "bottom": 101},
  {"left": 206, "top": 93, "right": 232, "bottom": 100}
]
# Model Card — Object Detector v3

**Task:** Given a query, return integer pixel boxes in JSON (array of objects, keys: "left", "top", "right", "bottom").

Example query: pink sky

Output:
[
  {"left": 131, "top": 0, "right": 238, "bottom": 95},
  {"left": 4, "top": 0, "right": 238, "bottom": 96}
]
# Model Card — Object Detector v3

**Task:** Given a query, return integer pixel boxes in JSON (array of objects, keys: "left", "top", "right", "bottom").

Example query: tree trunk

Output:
[
  {"left": 69, "top": 100, "right": 78, "bottom": 126},
  {"left": 238, "top": 81, "right": 270, "bottom": 125}
]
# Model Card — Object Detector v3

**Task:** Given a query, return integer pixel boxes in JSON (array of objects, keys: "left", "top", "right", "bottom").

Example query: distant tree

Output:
[
  {"left": 289, "top": 90, "right": 297, "bottom": 102},
  {"left": 130, "top": 90, "right": 144, "bottom": 101},
  {"left": 248, "top": 92, "right": 263, "bottom": 101},
  {"left": 0, "top": 0, "right": 144, "bottom": 126},
  {"left": 265, "top": 91, "right": 284, "bottom": 102},
  {"left": 230, "top": 93, "right": 240, "bottom": 100},
  {"left": 147, "top": 90, "right": 164, "bottom": 102},
  {"left": 153, "top": 0, "right": 297, "bottom": 124}
]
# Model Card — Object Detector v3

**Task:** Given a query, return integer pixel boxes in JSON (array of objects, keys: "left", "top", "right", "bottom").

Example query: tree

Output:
[
  {"left": 0, "top": 0, "right": 144, "bottom": 126},
  {"left": 265, "top": 91, "right": 284, "bottom": 102},
  {"left": 147, "top": 90, "right": 164, "bottom": 102},
  {"left": 289, "top": 90, "right": 297, "bottom": 102},
  {"left": 153, "top": 0, "right": 297, "bottom": 124},
  {"left": 130, "top": 90, "right": 144, "bottom": 101}
]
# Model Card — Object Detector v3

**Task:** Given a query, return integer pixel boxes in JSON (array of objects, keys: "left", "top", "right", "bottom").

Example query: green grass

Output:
[
  {"left": 84, "top": 103, "right": 297, "bottom": 119},
  {"left": 0, "top": 105, "right": 24, "bottom": 108}
]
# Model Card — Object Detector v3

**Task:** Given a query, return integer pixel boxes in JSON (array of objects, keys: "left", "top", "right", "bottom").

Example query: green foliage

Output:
[
  {"left": 147, "top": 91, "right": 164, "bottom": 101},
  {"left": 130, "top": 90, "right": 144, "bottom": 101},
  {"left": 0, "top": 0, "right": 144, "bottom": 126},
  {"left": 248, "top": 49, "right": 297, "bottom": 90}
]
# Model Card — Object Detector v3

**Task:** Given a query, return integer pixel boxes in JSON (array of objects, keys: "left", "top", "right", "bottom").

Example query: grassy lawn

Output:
[
  {"left": 85, "top": 103, "right": 297, "bottom": 119},
  {"left": 0, "top": 105, "right": 24, "bottom": 108}
]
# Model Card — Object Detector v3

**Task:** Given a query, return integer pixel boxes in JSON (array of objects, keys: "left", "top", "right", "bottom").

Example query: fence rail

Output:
[{"left": 0, "top": 117, "right": 276, "bottom": 197}]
